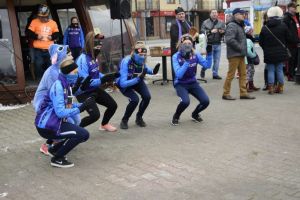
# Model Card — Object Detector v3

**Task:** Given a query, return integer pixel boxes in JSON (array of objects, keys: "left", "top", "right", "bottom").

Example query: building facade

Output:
[{"left": 132, "top": 0, "right": 224, "bottom": 40}]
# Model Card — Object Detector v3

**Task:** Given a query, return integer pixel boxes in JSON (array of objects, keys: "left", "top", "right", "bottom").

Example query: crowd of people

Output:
[{"left": 31, "top": 2, "right": 299, "bottom": 168}]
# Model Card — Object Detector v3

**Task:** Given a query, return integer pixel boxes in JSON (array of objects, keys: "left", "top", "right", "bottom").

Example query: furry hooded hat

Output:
[{"left": 48, "top": 44, "right": 70, "bottom": 66}]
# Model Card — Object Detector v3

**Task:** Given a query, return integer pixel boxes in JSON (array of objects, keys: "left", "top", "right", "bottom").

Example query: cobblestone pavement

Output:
[{"left": 0, "top": 45, "right": 300, "bottom": 200}]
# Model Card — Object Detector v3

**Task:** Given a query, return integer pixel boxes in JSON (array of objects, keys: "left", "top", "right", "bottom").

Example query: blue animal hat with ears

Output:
[{"left": 48, "top": 44, "right": 69, "bottom": 65}]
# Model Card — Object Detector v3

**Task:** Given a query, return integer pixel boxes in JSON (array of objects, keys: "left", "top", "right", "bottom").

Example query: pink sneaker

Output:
[
  {"left": 39, "top": 143, "right": 49, "bottom": 156},
  {"left": 99, "top": 124, "right": 117, "bottom": 132}
]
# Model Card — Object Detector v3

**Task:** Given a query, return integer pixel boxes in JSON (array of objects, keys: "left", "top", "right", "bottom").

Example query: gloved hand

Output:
[
  {"left": 80, "top": 76, "right": 92, "bottom": 91},
  {"left": 183, "top": 51, "right": 191, "bottom": 60},
  {"left": 206, "top": 44, "right": 212, "bottom": 54},
  {"left": 114, "top": 72, "right": 121, "bottom": 78},
  {"left": 101, "top": 73, "right": 118, "bottom": 84},
  {"left": 79, "top": 97, "right": 95, "bottom": 113},
  {"left": 138, "top": 67, "right": 147, "bottom": 80},
  {"left": 72, "top": 76, "right": 84, "bottom": 94},
  {"left": 153, "top": 63, "right": 160, "bottom": 75}
]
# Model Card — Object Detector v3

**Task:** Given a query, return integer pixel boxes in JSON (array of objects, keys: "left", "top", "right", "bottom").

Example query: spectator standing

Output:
[
  {"left": 27, "top": 4, "right": 60, "bottom": 79},
  {"left": 200, "top": 9, "right": 225, "bottom": 79},
  {"left": 283, "top": 2, "right": 300, "bottom": 81},
  {"left": 245, "top": 26, "right": 260, "bottom": 92},
  {"left": 63, "top": 17, "right": 84, "bottom": 61},
  {"left": 170, "top": 7, "right": 192, "bottom": 85},
  {"left": 222, "top": 8, "right": 255, "bottom": 100},
  {"left": 259, "top": 6, "right": 291, "bottom": 94}
]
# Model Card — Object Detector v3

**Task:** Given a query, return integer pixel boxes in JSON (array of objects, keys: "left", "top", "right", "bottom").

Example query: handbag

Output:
[
  {"left": 253, "top": 54, "right": 260, "bottom": 65},
  {"left": 265, "top": 25, "right": 292, "bottom": 58}
]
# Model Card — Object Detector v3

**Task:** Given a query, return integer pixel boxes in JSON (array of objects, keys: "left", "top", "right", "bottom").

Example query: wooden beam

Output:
[{"left": 73, "top": 0, "right": 93, "bottom": 34}]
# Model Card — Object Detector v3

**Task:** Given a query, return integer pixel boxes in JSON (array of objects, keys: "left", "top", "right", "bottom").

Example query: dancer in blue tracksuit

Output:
[
  {"left": 33, "top": 44, "right": 81, "bottom": 155},
  {"left": 117, "top": 41, "right": 160, "bottom": 129},
  {"left": 35, "top": 58, "right": 95, "bottom": 168},
  {"left": 76, "top": 31, "right": 119, "bottom": 132},
  {"left": 63, "top": 17, "right": 84, "bottom": 60},
  {"left": 171, "top": 34, "right": 212, "bottom": 126}
]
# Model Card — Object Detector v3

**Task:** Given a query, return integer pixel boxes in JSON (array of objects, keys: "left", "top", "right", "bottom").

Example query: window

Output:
[
  {"left": 57, "top": 9, "right": 78, "bottom": 33},
  {"left": 166, "top": 0, "right": 176, "bottom": 4},
  {"left": 86, "top": 1, "right": 138, "bottom": 73},
  {"left": 0, "top": 6, "right": 17, "bottom": 85}
]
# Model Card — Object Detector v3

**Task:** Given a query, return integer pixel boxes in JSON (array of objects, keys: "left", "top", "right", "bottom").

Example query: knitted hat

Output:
[
  {"left": 48, "top": 44, "right": 68, "bottom": 65},
  {"left": 180, "top": 34, "right": 193, "bottom": 43},
  {"left": 60, "top": 54, "right": 77, "bottom": 74},
  {"left": 267, "top": 6, "right": 283, "bottom": 18},
  {"left": 175, "top": 7, "right": 184, "bottom": 14},
  {"left": 134, "top": 41, "right": 147, "bottom": 53}
]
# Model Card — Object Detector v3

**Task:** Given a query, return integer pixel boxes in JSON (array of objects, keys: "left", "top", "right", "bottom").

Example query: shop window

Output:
[
  {"left": 166, "top": 0, "right": 176, "bottom": 4},
  {"left": 0, "top": 5, "right": 17, "bottom": 85}
]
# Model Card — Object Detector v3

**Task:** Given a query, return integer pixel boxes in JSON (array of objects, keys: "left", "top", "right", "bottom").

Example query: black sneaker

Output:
[
  {"left": 200, "top": 69, "right": 205, "bottom": 78},
  {"left": 192, "top": 114, "right": 203, "bottom": 122},
  {"left": 213, "top": 75, "right": 222, "bottom": 80},
  {"left": 171, "top": 118, "right": 179, "bottom": 126},
  {"left": 120, "top": 120, "right": 128, "bottom": 129},
  {"left": 50, "top": 157, "right": 74, "bottom": 168},
  {"left": 136, "top": 117, "right": 147, "bottom": 127}
]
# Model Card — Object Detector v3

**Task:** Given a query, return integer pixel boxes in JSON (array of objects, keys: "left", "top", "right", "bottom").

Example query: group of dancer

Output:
[{"left": 33, "top": 31, "right": 212, "bottom": 168}]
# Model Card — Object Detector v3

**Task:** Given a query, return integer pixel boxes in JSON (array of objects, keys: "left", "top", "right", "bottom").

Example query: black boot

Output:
[
  {"left": 136, "top": 117, "right": 147, "bottom": 127},
  {"left": 120, "top": 119, "right": 128, "bottom": 129}
]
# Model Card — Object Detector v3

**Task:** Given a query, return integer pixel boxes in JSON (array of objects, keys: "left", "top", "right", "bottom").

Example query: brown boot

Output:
[
  {"left": 247, "top": 82, "right": 254, "bottom": 92},
  {"left": 252, "top": 82, "right": 260, "bottom": 91},
  {"left": 276, "top": 84, "right": 284, "bottom": 94},
  {"left": 268, "top": 84, "right": 274, "bottom": 95}
]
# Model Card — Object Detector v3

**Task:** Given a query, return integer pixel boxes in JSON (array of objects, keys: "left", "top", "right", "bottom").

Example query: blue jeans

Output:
[
  {"left": 120, "top": 80, "right": 151, "bottom": 121},
  {"left": 211, "top": 44, "right": 222, "bottom": 76},
  {"left": 34, "top": 49, "right": 51, "bottom": 79},
  {"left": 173, "top": 82, "right": 210, "bottom": 119},
  {"left": 266, "top": 63, "right": 284, "bottom": 85}
]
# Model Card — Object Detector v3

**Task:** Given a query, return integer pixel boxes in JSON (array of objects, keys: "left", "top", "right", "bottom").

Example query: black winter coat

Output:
[
  {"left": 170, "top": 19, "right": 191, "bottom": 55},
  {"left": 283, "top": 12, "right": 300, "bottom": 46},
  {"left": 259, "top": 18, "right": 291, "bottom": 64}
]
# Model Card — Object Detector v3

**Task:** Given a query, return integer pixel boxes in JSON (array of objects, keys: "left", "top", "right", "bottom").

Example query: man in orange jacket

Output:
[{"left": 27, "top": 4, "right": 60, "bottom": 79}]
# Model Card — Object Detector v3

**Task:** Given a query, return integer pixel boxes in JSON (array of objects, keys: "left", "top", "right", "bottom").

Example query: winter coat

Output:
[
  {"left": 116, "top": 56, "right": 153, "bottom": 88},
  {"left": 35, "top": 74, "right": 81, "bottom": 133},
  {"left": 76, "top": 53, "right": 104, "bottom": 93},
  {"left": 225, "top": 20, "right": 247, "bottom": 59},
  {"left": 201, "top": 18, "right": 225, "bottom": 45},
  {"left": 170, "top": 19, "right": 192, "bottom": 55},
  {"left": 283, "top": 12, "right": 300, "bottom": 46},
  {"left": 259, "top": 18, "right": 291, "bottom": 64},
  {"left": 172, "top": 51, "right": 212, "bottom": 85}
]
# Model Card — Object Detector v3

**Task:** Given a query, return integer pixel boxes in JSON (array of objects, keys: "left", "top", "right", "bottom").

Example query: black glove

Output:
[
  {"left": 101, "top": 73, "right": 117, "bottom": 84},
  {"left": 153, "top": 63, "right": 160, "bottom": 75},
  {"left": 80, "top": 76, "right": 92, "bottom": 91},
  {"left": 183, "top": 51, "right": 191, "bottom": 60},
  {"left": 206, "top": 44, "right": 212, "bottom": 54},
  {"left": 72, "top": 76, "right": 84, "bottom": 94},
  {"left": 114, "top": 72, "right": 120, "bottom": 78},
  {"left": 138, "top": 67, "right": 147, "bottom": 80},
  {"left": 79, "top": 97, "right": 95, "bottom": 113},
  {"left": 132, "top": 73, "right": 138, "bottom": 78}
]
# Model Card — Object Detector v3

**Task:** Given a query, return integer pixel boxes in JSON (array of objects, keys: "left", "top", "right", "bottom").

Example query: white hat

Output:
[{"left": 267, "top": 6, "right": 283, "bottom": 18}]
